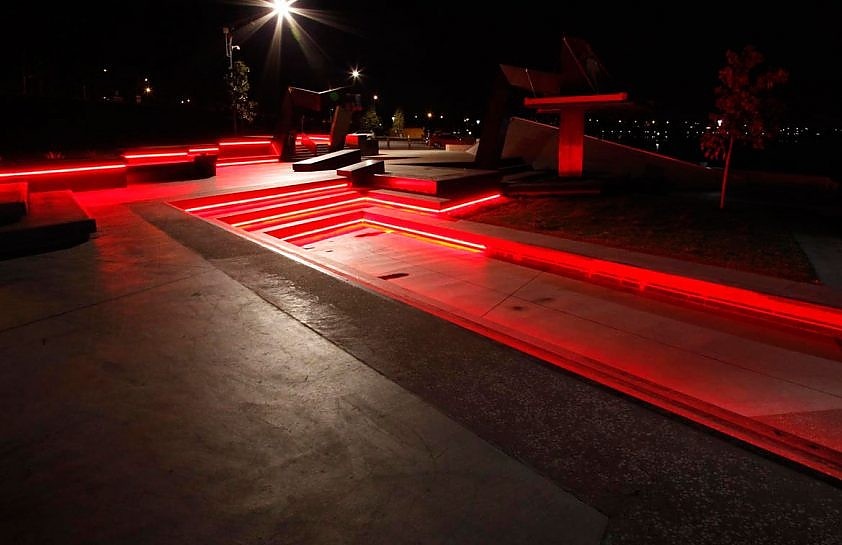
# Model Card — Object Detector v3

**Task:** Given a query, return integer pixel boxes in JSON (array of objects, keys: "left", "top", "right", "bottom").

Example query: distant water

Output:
[{"left": 594, "top": 135, "right": 842, "bottom": 180}]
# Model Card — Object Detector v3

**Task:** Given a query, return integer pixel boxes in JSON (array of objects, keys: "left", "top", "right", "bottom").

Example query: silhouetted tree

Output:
[
  {"left": 700, "top": 45, "right": 788, "bottom": 209},
  {"left": 359, "top": 105, "right": 381, "bottom": 132},
  {"left": 391, "top": 107, "right": 405, "bottom": 136},
  {"left": 225, "top": 60, "right": 258, "bottom": 132}
]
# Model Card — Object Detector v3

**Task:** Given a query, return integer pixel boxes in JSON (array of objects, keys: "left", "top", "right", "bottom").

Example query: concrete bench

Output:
[
  {"left": 122, "top": 145, "right": 217, "bottom": 182},
  {"left": 0, "top": 160, "right": 126, "bottom": 192},
  {"left": 293, "top": 148, "right": 362, "bottom": 172},
  {"left": 336, "top": 160, "right": 385, "bottom": 185},
  {"left": 0, "top": 182, "right": 28, "bottom": 224}
]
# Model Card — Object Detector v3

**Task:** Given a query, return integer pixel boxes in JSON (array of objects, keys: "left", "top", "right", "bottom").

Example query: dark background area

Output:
[{"left": 2, "top": 1, "right": 840, "bottom": 162}]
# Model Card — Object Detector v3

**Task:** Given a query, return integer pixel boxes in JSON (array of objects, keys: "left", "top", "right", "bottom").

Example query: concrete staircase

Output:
[{"left": 290, "top": 143, "right": 331, "bottom": 162}]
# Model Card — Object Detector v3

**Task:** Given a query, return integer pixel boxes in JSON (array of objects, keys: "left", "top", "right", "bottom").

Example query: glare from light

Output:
[
  {"left": 243, "top": 0, "right": 352, "bottom": 85},
  {"left": 272, "top": 0, "right": 294, "bottom": 19},
  {"left": 350, "top": 67, "right": 361, "bottom": 80}
]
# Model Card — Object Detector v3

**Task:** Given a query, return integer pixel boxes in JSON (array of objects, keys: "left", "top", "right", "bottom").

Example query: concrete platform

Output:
[
  {"left": 0, "top": 182, "right": 28, "bottom": 224},
  {"left": 371, "top": 164, "right": 500, "bottom": 197},
  {"left": 0, "top": 190, "right": 96, "bottom": 258}
]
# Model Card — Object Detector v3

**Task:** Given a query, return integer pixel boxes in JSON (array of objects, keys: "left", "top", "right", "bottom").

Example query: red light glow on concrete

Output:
[
  {"left": 169, "top": 178, "right": 842, "bottom": 479},
  {"left": 171, "top": 182, "right": 842, "bottom": 338}
]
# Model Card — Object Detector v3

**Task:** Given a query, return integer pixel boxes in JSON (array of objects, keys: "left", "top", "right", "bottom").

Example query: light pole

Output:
[{"left": 223, "top": 26, "right": 241, "bottom": 135}]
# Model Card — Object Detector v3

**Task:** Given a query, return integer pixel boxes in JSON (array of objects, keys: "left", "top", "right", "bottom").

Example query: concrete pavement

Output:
[{"left": 1, "top": 160, "right": 841, "bottom": 544}]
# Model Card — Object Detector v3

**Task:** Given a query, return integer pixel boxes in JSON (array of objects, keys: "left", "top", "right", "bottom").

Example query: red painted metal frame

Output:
[{"left": 523, "top": 92, "right": 629, "bottom": 109}]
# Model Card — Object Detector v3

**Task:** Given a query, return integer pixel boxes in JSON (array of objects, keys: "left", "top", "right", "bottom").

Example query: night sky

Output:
[{"left": 5, "top": 0, "right": 842, "bottom": 124}]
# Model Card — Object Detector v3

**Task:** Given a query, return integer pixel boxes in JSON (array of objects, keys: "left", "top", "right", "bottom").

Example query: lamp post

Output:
[{"left": 222, "top": 26, "right": 241, "bottom": 135}]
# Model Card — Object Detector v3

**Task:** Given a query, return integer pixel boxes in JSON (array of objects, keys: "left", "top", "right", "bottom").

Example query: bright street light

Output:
[{"left": 271, "top": 0, "right": 295, "bottom": 19}]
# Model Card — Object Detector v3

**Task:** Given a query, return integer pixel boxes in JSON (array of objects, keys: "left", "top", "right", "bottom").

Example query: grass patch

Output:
[{"left": 457, "top": 192, "right": 822, "bottom": 283}]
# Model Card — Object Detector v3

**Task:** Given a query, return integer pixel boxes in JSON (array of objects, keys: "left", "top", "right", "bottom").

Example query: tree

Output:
[
  {"left": 391, "top": 107, "right": 405, "bottom": 136},
  {"left": 359, "top": 105, "right": 381, "bottom": 132},
  {"left": 225, "top": 60, "right": 258, "bottom": 132},
  {"left": 700, "top": 45, "right": 788, "bottom": 209}
]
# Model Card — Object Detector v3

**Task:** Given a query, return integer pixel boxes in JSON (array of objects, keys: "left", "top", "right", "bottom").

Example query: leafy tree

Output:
[
  {"left": 391, "top": 107, "right": 405, "bottom": 136},
  {"left": 225, "top": 60, "right": 258, "bottom": 132},
  {"left": 700, "top": 46, "right": 788, "bottom": 209},
  {"left": 359, "top": 105, "right": 381, "bottom": 132}
]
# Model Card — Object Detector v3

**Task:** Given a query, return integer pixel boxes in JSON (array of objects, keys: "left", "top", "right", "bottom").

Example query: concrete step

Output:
[
  {"left": 0, "top": 190, "right": 96, "bottom": 258},
  {"left": 370, "top": 169, "right": 501, "bottom": 198},
  {"left": 337, "top": 160, "right": 386, "bottom": 185}
]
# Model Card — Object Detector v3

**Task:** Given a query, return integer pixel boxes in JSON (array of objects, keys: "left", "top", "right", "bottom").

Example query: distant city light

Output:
[
  {"left": 427, "top": 112, "right": 433, "bottom": 119},
  {"left": 373, "top": 94, "right": 379, "bottom": 101}
]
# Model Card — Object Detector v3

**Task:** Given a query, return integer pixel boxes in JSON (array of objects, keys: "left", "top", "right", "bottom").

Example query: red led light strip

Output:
[
  {"left": 188, "top": 189, "right": 500, "bottom": 217},
  {"left": 0, "top": 163, "right": 126, "bottom": 178},
  {"left": 218, "top": 140, "right": 273, "bottom": 146},
  {"left": 364, "top": 219, "right": 486, "bottom": 250},
  {"left": 217, "top": 158, "right": 279, "bottom": 167},
  {"left": 232, "top": 197, "right": 366, "bottom": 228},
  {"left": 281, "top": 219, "right": 362, "bottom": 242},
  {"left": 361, "top": 193, "right": 502, "bottom": 214},
  {"left": 123, "top": 152, "right": 190, "bottom": 159},
  {"left": 439, "top": 193, "right": 502, "bottom": 213}
]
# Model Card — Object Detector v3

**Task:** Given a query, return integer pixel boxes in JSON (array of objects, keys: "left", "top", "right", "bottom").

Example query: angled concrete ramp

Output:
[{"left": 292, "top": 149, "right": 361, "bottom": 172}]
